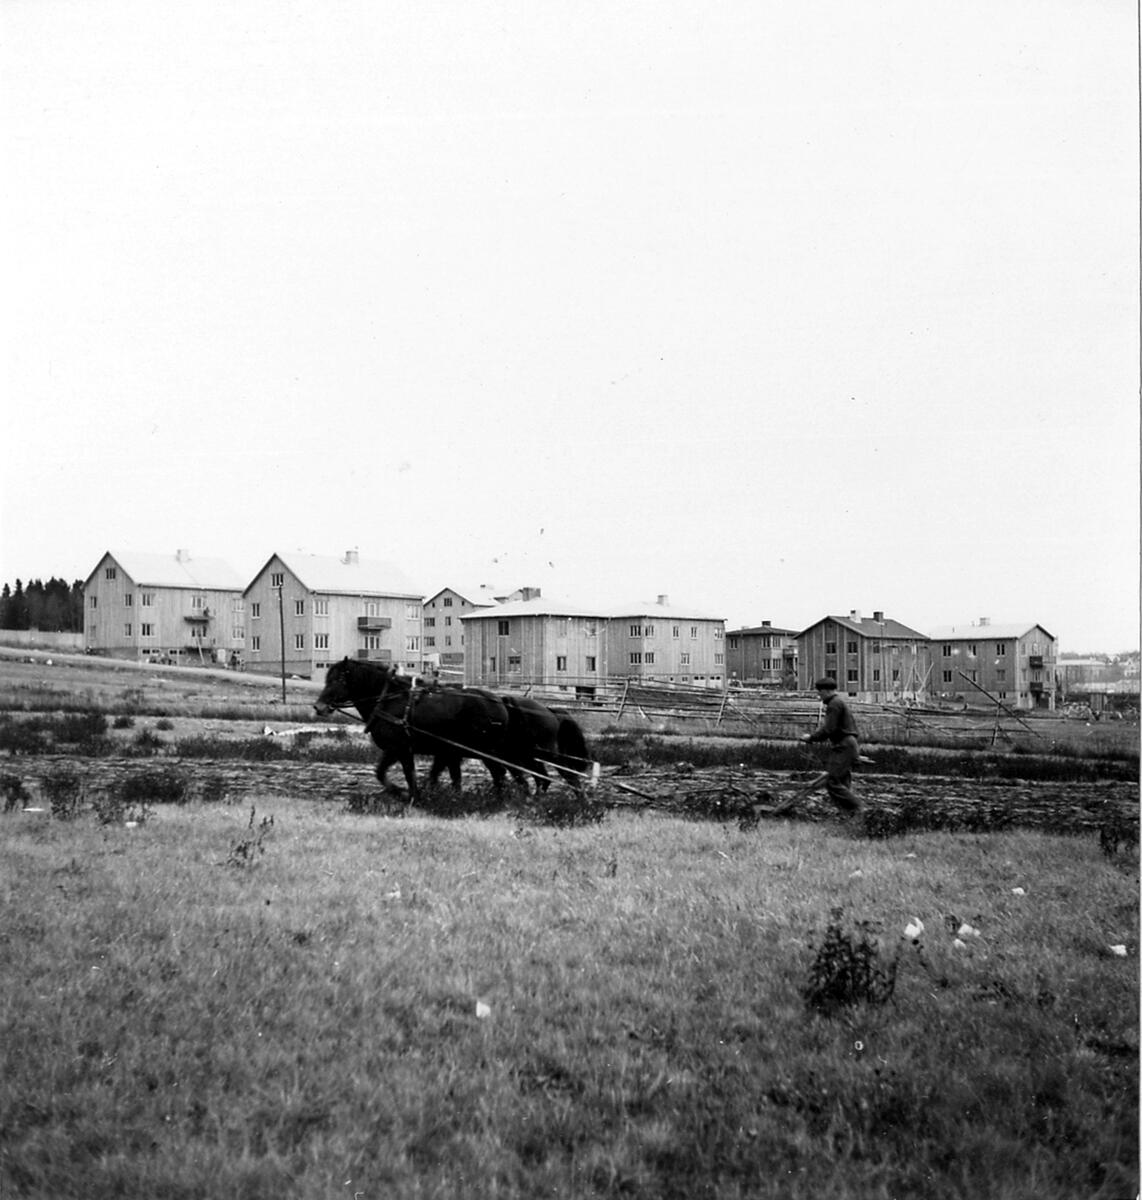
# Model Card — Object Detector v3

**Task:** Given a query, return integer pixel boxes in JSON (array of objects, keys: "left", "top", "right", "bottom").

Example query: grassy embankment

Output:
[{"left": 1, "top": 797, "right": 1137, "bottom": 1200}]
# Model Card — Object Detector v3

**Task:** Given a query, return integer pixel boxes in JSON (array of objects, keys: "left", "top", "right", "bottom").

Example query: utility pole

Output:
[{"left": 276, "top": 585, "right": 287, "bottom": 705}]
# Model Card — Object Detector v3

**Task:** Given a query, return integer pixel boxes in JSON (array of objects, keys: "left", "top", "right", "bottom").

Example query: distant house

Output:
[
  {"left": 725, "top": 620, "right": 799, "bottom": 687},
  {"left": 797, "top": 610, "right": 929, "bottom": 702},
  {"left": 927, "top": 619, "right": 1056, "bottom": 710},
  {"left": 82, "top": 549, "right": 246, "bottom": 664},
  {"left": 243, "top": 550, "right": 423, "bottom": 680},
  {"left": 421, "top": 585, "right": 501, "bottom": 676},
  {"left": 461, "top": 588, "right": 727, "bottom": 693}
]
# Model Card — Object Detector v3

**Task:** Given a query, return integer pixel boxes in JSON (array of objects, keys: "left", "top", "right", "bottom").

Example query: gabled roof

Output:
[
  {"left": 727, "top": 624, "right": 799, "bottom": 638},
  {"left": 460, "top": 593, "right": 606, "bottom": 620},
  {"left": 460, "top": 593, "right": 724, "bottom": 621},
  {"left": 88, "top": 551, "right": 245, "bottom": 591},
  {"left": 797, "top": 614, "right": 928, "bottom": 640},
  {"left": 928, "top": 622, "right": 1054, "bottom": 643},
  {"left": 423, "top": 584, "right": 503, "bottom": 608},
  {"left": 249, "top": 552, "right": 422, "bottom": 599}
]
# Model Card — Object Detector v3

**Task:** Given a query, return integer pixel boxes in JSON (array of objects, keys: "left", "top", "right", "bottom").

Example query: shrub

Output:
[
  {"left": 119, "top": 765, "right": 191, "bottom": 806},
  {"left": 41, "top": 765, "right": 87, "bottom": 820},
  {"left": 154, "top": 718, "right": 175, "bottom": 732},
  {"left": 227, "top": 805, "right": 274, "bottom": 866},
  {"left": 0, "top": 717, "right": 49, "bottom": 756},
  {"left": 132, "top": 728, "right": 165, "bottom": 754},
  {"left": 112, "top": 714, "right": 136, "bottom": 730},
  {"left": 1, "top": 773, "right": 32, "bottom": 813},
  {"left": 802, "top": 907, "right": 899, "bottom": 1014}
]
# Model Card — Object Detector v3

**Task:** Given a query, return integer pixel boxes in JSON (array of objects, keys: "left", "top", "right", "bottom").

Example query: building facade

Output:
[
  {"left": 796, "top": 610, "right": 930, "bottom": 702},
  {"left": 725, "top": 621, "right": 799, "bottom": 687},
  {"left": 82, "top": 550, "right": 246, "bottom": 664},
  {"left": 421, "top": 585, "right": 499, "bottom": 676},
  {"left": 461, "top": 590, "right": 727, "bottom": 692},
  {"left": 243, "top": 550, "right": 423, "bottom": 680},
  {"left": 926, "top": 620, "right": 1057, "bottom": 710}
]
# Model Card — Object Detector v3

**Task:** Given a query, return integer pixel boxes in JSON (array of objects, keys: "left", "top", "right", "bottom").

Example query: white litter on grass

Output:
[
  {"left": 475, "top": 1001, "right": 492, "bottom": 1020},
  {"left": 953, "top": 938, "right": 968, "bottom": 950},
  {"left": 383, "top": 888, "right": 402, "bottom": 901},
  {"left": 22, "top": 807, "right": 44, "bottom": 813},
  {"left": 957, "top": 923, "right": 981, "bottom": 939},
  {"left": 849, "top": 869, "right": 863, "bottom": 879},
  {"left": 1109, "top": 945, "right": 1127, "bottom": 957},
  {"left": 1011, "top": 887, "right": 1026, "bottom": 896},
  {"left": 903, "top": 919, "right": 924, "bottom": 941},
  {"left": 125, "top": 821, "right": 138, "bottom": 829}
]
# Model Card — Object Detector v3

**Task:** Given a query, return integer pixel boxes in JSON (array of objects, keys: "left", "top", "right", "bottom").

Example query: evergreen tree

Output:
[{"left": 7, "top": 580, "right": 29, "bottom": 630}]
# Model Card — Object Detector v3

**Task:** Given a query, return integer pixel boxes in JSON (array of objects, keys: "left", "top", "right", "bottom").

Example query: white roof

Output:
[
  {"left": 928, "top": 622, "right": 1053, "bottom": 642},
  {"left": 423, "top": 583, "right": 503, "bottom": 607},
  {"left": 261, "top": 552, "right": 422, "bottom": 598},
  {"left": 94, "top": 551, "right": 245, "bottom": 591},
  {"left": 461, "top": 593, "right": 724, "bottom": 621}
]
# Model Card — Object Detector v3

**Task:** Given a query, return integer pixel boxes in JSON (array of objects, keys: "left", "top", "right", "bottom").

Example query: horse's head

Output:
[{"left": 314, "top": 657, "right": 356, "bottom": 716}]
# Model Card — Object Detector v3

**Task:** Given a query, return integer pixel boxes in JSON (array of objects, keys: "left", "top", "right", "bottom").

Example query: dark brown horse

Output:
[
  {"left": 314, "top": 659, "right": 515, "bottom": 801},
  {"left": 499, "top": 694, "right": 592, "bottom": 794}
]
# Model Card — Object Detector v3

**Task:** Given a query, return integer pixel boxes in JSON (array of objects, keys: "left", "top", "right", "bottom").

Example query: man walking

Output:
[{"left": 801, "top": 677, "right": 861, "bottom": 813}]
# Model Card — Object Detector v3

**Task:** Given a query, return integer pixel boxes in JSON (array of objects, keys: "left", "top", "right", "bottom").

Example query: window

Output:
[
  {"left": 142, "top": 593, "right": 154, "bottom": 607},
  {"left": 295, "top": 634, "right": 305, "bottom": 651},
  {"left": 233, "top": 626, "right": 245, "bottom": 640},
  {"left": 943, "top": 670, "right": 953, "bottom": 683},
  {"left": 444, "top": 616, "right": 452, "bottom": 626},
  {"left": 728, "top": 636, "right": 739, "bottom": 650},
  {"left": 498, "top": 620, "right": 510, "bottom": 636},
  {"left": 141, "top": 623, "right": 154, "bottom": 637},
  {"left": 425, "top": 617, "right": 436, "bottom": 627},
  {"left": 89, "top": 596, "right": 98, "bottom": 609},
  {"left": 124, "top": 623, "right": 132, "bottom": 637},
  {"left": 629, "top": 652, "right": 643, "bottom": 665},
  {"left": 406, "top": 636, "right": 420, "bottom": 652},
  {"left": 406, "top": 604, "right": 419, "bottom": 620},
  {"left": 847, "top": 641, "right": 858, "bottom": 654},
  {"left": 251, "top": 603, "right": 260, "bottom": 618},
  {"left": 105, "top": 567, "right": 116, "bottom": 580},
  {"left": 508, "top": 655, "right": 521, "bottom": 672},
  {"left": 271, "top": 572, "right": 284, "bottom": 588},
  {"left": 644, "top": 624, "right": 655, "bottom": 637},
  {"left": 680, "top": 652, "right": 690, "bottom": 665},
  {"left": 996, "top": 643, "right": 1007, "bottom": 656},
  {"left": 892, "top": 668, "right": 900, "bottom": 682},
  {"left": 444, "top": 637, "right": 452, "bottom": 647},
  {"left": 314, "top": 599, "right": 328, "bottom": 616},
  {"left": 645, "top": 652, "right": 655, "bottom": 664},
  {"left": 629, "top": 624, "right": 642, "bottom": 637},
  {"left": 967, "top": 643, "right": 977, "bottom": 656},
  {"left": 824, "top": 640, "right": 836, "bottom": 654},
  {"left": 872, "top": 668, "right": 881, "bottom": 682},
  {"left": 425, "top": 636, "right": 436, "bottom": 648},
  {"left": 672, "top": 626, "right": 680, "bottom": 638},
  {"left": 690, "top": 626, "right": 698, "bottom": 638},
  {"left": 996, "top": 669, "right": 1006, "bottom": 681},
  {"left": 847, "top": 669, "right": 858, "bottom": 682},
  {"left": 443, "top": 597, "right": 453, "bottom": 607},
  {"left": 364, "top": 634, "right": 383, "bottom": 650},
  {"left": 295, "top": 600, "right": 305, "bottom": 616},
  {"left": 124, "top": 593, "right": 133, "bottom": 607},
  {"left": 585, "top": 656, "right": 596, "bottom": 672},
  {"left": 252, "top": 636, "right": 261, "bottom": 651},
  {"left": 714, "top": 653, "right": 723, "bottom": 665},
  {"left": 315, "top": 633, "right": 329, "bottom": 650},
  {"left": 192, "top": 595, "right": 205, "bottom": 610},
  {"left": 556, "top": 656, "right": 567, "bottom": 671},
  {"left": 714, "top": 628, "right": 723, "bottom": 640},
  {"left": 489, "top": 657, "right": 496, "bottom": 672}
]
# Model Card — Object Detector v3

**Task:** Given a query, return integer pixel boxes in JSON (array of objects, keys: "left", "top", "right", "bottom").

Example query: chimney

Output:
[
  {"left": 175, "top": 549, "right": 190, "bottom": 563},
  {"left": 873, "top": 611, "right": 884, "bottom": 622},
  {"left": 979, "top": 616, "right": 990, "bottom": 627},
  {"left": 343, "top": 549, "right": 359, "bottom": 565},
  {"left": 761, "top": 620, "right": 771, "bottom": 627},
  {"left": 656, "top": 594, "right": 669, "bottom": 606},
  {"left": 849, "top": 609, "right": 862, "bottom": 623},
  {"left": 520, "top": 586, "right": 541, "bottom": 601}
]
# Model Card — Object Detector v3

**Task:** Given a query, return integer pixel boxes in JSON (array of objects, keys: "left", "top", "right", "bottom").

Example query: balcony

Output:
[
  {"left": 1029, "top": 681, "right": 1044, "bottom": 693},
  {"left": 356, "top": 648, "right": 393, "bottom": 662},
  {"left": 1029, "top": 655, "right": 1044, "bottom": 669},
  {"left": 358, "top": 615, "right": 392, "bottom": 631},
  {"left": 184, "top": 611, "right": 210, "bottom": 623}
]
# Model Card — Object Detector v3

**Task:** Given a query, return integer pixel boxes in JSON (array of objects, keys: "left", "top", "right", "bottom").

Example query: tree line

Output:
[{"left": 0, "top": 579, "right": 85, "bottom": 632}]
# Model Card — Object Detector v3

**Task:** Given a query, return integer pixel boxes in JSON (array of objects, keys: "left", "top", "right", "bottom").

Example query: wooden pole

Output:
[{"left": 277, "top": 585, "right": 287, "bottom": 705}]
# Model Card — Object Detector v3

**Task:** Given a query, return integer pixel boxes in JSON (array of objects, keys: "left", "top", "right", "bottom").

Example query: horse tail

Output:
[{"left": 553, "top": 711, "right": 591, "bottom": 788}]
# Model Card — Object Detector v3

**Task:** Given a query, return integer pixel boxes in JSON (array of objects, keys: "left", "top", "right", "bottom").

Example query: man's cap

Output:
[{"left": 814, "top": 677, "right": 838, "bottom": 691}]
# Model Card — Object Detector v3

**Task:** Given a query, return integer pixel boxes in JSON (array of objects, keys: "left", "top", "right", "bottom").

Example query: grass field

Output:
[{"left": 1, "top": 797, "right": 1137, "bottom": 1200}]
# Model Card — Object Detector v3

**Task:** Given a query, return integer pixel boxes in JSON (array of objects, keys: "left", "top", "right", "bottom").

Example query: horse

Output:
[
  {"left": 499, "top": 694, "right": 592, "bottom": 794},
  {"left": 313, "top": 658, "right": 517, "bottom": 801}
]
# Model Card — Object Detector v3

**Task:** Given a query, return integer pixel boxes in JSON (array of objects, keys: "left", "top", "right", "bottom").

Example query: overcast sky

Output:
[{"left": 2, "top": 1, "right": 1137, "bottom": 650}]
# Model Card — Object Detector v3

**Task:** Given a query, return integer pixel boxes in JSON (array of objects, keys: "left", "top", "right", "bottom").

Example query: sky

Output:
[{"left": 2, "top": 1, "right": 1138, "bottom": 652}]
